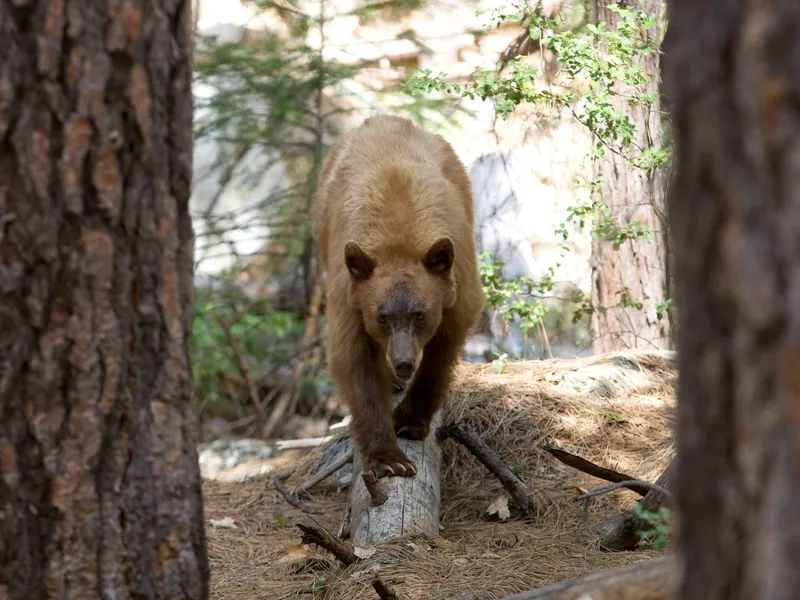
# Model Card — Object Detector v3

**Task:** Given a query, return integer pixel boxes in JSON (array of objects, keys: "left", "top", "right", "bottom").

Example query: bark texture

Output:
[
  {"left": 663, "top": 1, "right": 800, "bottom": 598},
  {"left": 350, "top": 411, "right": 442, "bottom": 547},
  {"left": 590, "top": 0, "right": 672, "bottom": 353},
  {"left": 0, "top": 0, "right": 208, "bottom": 598}
]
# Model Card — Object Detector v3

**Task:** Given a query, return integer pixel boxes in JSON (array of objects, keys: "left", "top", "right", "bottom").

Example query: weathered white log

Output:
[
  {"left": 276, "top": 435, "right": 336, "bottom": 451},
  {"left": 498, "top": 555, "right": 678, "bottom": 600},
  {"left": 349, "top": 410, "right": 443, "bottom": 546}
]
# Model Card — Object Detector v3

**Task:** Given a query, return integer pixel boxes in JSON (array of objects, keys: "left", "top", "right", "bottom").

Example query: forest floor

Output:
[{"left": 202, "top": 351, "right": 676, "bottom": 600}]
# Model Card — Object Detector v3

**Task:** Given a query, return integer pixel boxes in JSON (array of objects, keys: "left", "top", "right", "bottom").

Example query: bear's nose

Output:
[{"left": 394, "top": 359, "right": 414, "bottom": 381}]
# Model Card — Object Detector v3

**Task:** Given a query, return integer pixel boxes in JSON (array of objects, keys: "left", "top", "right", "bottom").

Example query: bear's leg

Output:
[
  {"left": 394, "top": 324, "right": 462, "bottom": 440},
  {"left": 330, "top": 326, "right": 418, "bottom": 479}
]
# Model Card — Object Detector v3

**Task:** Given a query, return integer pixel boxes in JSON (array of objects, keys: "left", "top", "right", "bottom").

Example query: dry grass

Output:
[{"left": 204, "top": 350, "right": 677, "bottom": 600}]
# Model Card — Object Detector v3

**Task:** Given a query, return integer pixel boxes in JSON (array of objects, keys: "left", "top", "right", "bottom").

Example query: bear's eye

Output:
[
  {"left": 377, "top": 314, "right": 389, "bottom": 326},
  {"left": 412, "top": 311, "right": 425, "bottom": 323}
]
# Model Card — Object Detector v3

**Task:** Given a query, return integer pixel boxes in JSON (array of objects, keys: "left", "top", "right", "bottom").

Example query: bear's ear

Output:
[
  {"left": 423, "top": 237, "right": 455, "bottom": 278},
  {"left": 344, "top": 241, "right": 375, "bottom": 281}
]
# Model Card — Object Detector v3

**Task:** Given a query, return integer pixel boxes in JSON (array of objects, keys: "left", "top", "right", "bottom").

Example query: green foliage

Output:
[
  {"left": 634, "top": 503, "right": 672, "bottom": 550},
  {"left": 408, "top": 1, "right": 674, "bottom": 327},
  {"left": 191, "top": 285, "right": 304, "bottom": 420},
  {"left": 480, "top": 252, "right": 553, "bottom": 336}
]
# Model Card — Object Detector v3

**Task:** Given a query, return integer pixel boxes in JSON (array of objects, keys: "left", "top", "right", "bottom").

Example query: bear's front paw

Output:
[{"left": 363, "top": 447, "right": 418, "bottom": 480}]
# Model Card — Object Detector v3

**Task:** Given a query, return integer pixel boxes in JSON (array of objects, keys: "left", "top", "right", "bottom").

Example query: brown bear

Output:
[{"left": 312, "top": 115, "right": 485, "bottom": 479}]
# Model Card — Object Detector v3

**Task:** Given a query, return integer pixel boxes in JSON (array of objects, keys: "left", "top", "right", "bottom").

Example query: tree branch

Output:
[
  {"left": 542, "top": 445, "right": 649, "bottom": 496},
  {"left": 439, "top": 423, "right": 536, "bottom": 516},
  {"left": 296, "top": 518, "right": 400, "bottom": 600}
]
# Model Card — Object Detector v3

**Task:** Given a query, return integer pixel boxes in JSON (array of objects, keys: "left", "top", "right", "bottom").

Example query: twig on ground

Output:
[
  {"left": 542, "top": 445, "right": 649, "bottom": 496},
  {"left": 216, "top": 315, "right": 267, "bottom": 439},
  {"left": 439, "top": 423, "right": 535, "bottom": 516},
  {"left": 263, "top": 270, "right": 324, "bottom": 440},
  {"left": 576, "top": 480, "right": 674, "bottom": 503},
  {"left": 274, "top": 476, "right": 312, "bottom": 513},
  {"left": 296, "top": 518, "right": 400, "bottom": 600},
  {"left": 361, "top": 471, "right": 389, "bottom": 506},
  {"left": 295, "top": 449, "right": 354, "bottom": 498}
]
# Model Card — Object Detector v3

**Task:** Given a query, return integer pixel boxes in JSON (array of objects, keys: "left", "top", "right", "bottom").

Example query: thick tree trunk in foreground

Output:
[
  {"left": 0, "top": 1, "right": 207, "bottom": 598},
  {"left": 664, "top": 1, "right": 800, "bottom": 598},
  {"left": 590, "top": 0, "right": 672, "bottom": 353}
]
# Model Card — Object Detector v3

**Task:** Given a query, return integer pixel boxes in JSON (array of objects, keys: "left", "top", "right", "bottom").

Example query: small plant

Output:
[{"left": 634, "top": 503, "right": 672, "bottom": 550}]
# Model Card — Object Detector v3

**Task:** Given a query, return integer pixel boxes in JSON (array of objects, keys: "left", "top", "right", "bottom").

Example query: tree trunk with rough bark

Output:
[
  {"left": 663, "top": 1, "right": 800, "bottom": 598},
  {"left": 0, "top": 1, "right": 208, "bottom": 599},
  {"left": 590, "top": 0, "right": 672, "bottom": 353}
]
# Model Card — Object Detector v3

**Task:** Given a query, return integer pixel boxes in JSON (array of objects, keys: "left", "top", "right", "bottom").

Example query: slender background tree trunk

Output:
[
  {"left": 664, "top": 1, "right": 800, "bottom": 598},
  {"left": 590, "top": 0, "right": 672, "bottom": 353},
  {"left": 0, "top": 0, "right": 208, "bottom": 598}
]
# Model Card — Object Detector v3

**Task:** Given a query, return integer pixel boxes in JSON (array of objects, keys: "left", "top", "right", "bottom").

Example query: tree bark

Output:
[
  {"left": 663, "top": 1, "right": 800, "bottom": 598},
  {"left": 0, "top": 1, "right": 208, "bottom": 599},
  {"left": 590, "top": 0, "right": 672, "bottom": 353}
]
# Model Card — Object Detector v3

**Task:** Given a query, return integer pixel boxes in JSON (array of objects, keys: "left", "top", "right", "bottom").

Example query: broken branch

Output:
[
  {"left": 439, "top": 423, "right": 535, "bottom": 516},
  {"left": 543, "top": 445, "right": 648, "bottom": 496},
  {"left": 295, "top": 449, "right": 354, "bottom": 498},
  {"left": 296, "top": 518, "right": 400, "bottom": 600},
  {"left": 361, "top": 471, "right": 389, "bottom": 506},
  {"left": 274, "top": 476, "right": 311, "bottom": 513}
]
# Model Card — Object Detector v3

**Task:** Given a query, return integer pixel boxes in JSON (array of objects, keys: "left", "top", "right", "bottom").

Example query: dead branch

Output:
[
  {"left": 543, "top": 445, "right": 648, "bottom": 496},
  {"left": 576, "top": 481, "right": 673, "bottom": 503},
  {"left": 498, "top": 555, "right": 678, "bottom": 600},
  {"left": 295, "top": 449, "right": 354, "bottom": 498},
  {"left": 296, "top": 518, "right": 400, "bottom": 600},
  {"left": 216, "top": 315, "right": 267, "bottom": 438},
  {"left": 263, "top": 268, "right": 324, "bottom": 440},
  {"left": 274, "top": 476, "right": 311, "bottom": 513},
  {"left": 439, "top": 423, "right": 535, "bottom": 516},
  {"left": 361, "top": 471, "right": 389, "bottom": 506}
]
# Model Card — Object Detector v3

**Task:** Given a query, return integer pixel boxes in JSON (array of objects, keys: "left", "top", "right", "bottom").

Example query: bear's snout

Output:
[{"left": 393, "top": 358, "right": 415, "bottom": 381}]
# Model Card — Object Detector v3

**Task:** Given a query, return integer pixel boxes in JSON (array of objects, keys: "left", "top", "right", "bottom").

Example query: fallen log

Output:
[
  {"left": 499, "top": 555, "right": 678, "bottom": 600},
  {"left": 349, "top": 410, "right": 443, "bottom": 546},
  {"left": 594, "top": 458, "right": 676, "bottom": 551}
]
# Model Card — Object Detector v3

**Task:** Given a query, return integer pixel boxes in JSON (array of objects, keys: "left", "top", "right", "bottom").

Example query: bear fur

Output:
[{"left": 312, "top": 115, "right": 484, "bottom": 479}]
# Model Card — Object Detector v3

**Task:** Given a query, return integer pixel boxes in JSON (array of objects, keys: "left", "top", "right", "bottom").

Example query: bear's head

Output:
[{"left": 344, "top": 237, "right": 457, "bottom": 384}]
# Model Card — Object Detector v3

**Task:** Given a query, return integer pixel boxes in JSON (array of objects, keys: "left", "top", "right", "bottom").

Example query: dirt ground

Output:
[{"left": 203, "top": 350, "right": 676, "bottom": 600}]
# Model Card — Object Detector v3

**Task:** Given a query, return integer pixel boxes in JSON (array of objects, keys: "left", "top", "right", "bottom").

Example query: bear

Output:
[{"left": 312, "top": 114, "right": 485, "bottom": 479}]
